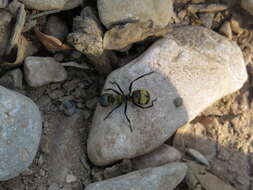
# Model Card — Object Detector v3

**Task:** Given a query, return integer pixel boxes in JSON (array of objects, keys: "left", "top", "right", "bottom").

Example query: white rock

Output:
[
  {"left": 24, "top": 56, "right": 67, "bottom": 87},
  {"left": 97, "top": 0, "right": 174, "bottom": 28},
  {"left": 85, "top": 162, "right": 187, "bottom": 190},
  {"left": 88, "top": 26, "right": 247, "bottom": 166},
  {"left": 66, "top": 174, "right": 77, "bottom": 183},
  {"left": 19, "top": 0, "right": 84, "bottom": 11},
  {"left": 132, "top": 144, "right": 181, "bottom": 170},
  {"left": 241, "top": 0, "right": 253, "bottom": 16}
]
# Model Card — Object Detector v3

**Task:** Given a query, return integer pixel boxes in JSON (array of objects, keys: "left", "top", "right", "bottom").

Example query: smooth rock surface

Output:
[
  {"left": 88, "top": 26, "right": 247, "bottom": 166},
  {"left": 0, "top": 86, "right": 42, "bottom": 180},
  {"left": 24, "top": 56, "right": 67, "bottom": 87},
  {"left": 97, "top": 0, "right": 174, "bottom": 28},
  {"left": 241, "top": 0, "right": 253, "bottom": 16},
  {"left": 85, "top": 162, "right": 187, "bottom": 190},
  {"left": 19, "top": 0, "right": 84, "bottom": 10},
  {"left": 132, "top": 144, "right": 181, "bottom": 170}
]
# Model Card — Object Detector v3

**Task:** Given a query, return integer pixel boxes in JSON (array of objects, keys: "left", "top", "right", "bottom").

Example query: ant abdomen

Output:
[{"left": 132, "top": 90, "right": 150, "bottom": 105}]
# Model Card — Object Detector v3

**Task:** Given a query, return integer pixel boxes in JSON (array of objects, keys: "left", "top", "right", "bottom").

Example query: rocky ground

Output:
[{"left": 1, "top": 0, "right": 253, "bottom": 190}]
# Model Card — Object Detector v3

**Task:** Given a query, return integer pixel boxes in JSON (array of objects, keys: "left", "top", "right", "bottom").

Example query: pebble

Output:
[
  {"left": 187, "top": 148, "right": 210, "bottom": 167},
  {"left": 19, "top": 0, "right": 84, "bottom": 10},
  {"left": 97, "top": 0, "right": 174, "bottom": 28},
  {"left": 67, "top": 7, "right": 104, "bottom": 56},
  {"left": 24, "top": 56, "right": 67, "bottom": 87},
  {"left": 0, "top": 86, "right": 42, "bottom": 180},
  {"left": 87, "top": 26, "right": 247, "bottom": 166},
  {"left": 219, "top": 21, "right": 232, "bottom": 40},
  {"left": 199, "top": 13, "right": 214, "bottom": 28},
  {"left": 85, "top": 163, "right": 187, "bottom": 190},
  {"left": 66, "top": 174, "right": 77, "bottom": 183},
  {"left": 0, "top": 68, "right": 23, "bottom": 90},
  {"left": 60, "top": 100, "right": 76, "bottom": 116},
  {"left": 241, "top": 0, "right": 253, "bottom": 16},
  {"left": 132, "top": 144, "right": 182, "bottom": 170},
  {"left": 44, "top": 15, "right": 69, "bottom": 41}
]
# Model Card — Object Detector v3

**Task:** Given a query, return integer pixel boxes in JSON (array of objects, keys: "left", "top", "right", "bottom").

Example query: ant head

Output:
[
  {"left": 132, "top": 89, "right": 150, "bottom": 105},
  {"left": 99, "top": 93, "right": 115, "bottom": 107}
]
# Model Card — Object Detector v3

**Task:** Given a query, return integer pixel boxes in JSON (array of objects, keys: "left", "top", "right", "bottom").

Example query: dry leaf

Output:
[{"left": 34, "top": 27, "right": 72, "bottom": 52}]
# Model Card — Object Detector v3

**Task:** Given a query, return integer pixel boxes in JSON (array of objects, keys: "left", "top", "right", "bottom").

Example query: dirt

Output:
[{"left": 1, "top": 0, "right": 253, "bottom": 190}]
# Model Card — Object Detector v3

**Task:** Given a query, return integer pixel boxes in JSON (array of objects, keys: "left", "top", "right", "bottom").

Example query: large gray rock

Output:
[
  {"left": 19, "top": 0, "right": 84, "bottom": 10},
  {"left": 85, "top": 162, "right": 187, "bottom": 190},
  {"left": 87, "top": 26, "right": 247, "bottom": 166},
  {"left": 0, "top": 86, "right": 42, "bottom": 180},
  {"left": 24, "top": 56, "right": 67, "bottom": 87},
  {"left": 97, "top": 0, "right": 174, "bottom": 28}
]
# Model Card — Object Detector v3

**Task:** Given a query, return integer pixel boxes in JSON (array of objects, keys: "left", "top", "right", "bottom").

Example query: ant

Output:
[{"left": 98, "top": 71, "right": 157, "bottom": 132}]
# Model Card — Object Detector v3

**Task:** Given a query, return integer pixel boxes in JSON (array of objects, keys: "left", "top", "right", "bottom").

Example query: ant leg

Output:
[
  {"left": 104, "top": 88, "right": 121, "bottom": 95},
  {"left": 124, "top": 102, "right": 133, "bottom": 132},
  {"left": 129, "top": 71, "right": 155, "bottom": 94},
  {"left": 110, "top": 81, "right": 125, "bottom": 95},
  {"left": 133, "top": 98, "right": 157, "bottom": 109},
  {"left": 104, "top": 103, "right": 122, "bottom": 120}
]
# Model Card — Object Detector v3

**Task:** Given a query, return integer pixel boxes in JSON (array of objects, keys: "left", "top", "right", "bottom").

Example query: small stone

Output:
[
  {"left": 38, "top": 154, "right": 44, "bottom": 166},
  {"left": 187, "top": 148, "right": 210, "bottom": 167},
  {"left": 132, "top": 144, "right": 182, "bottom": 170},
  {"left": 97, "top": 0, "right": 174, "bottom": 28},
  {"left": 40, "top": 169, "right": 46, "bottom": 176},
  {"left": 0, "top": 68, "right": 23, "bottom": 90},
  {"left": 60, "top": 100, "right": 76, "bottom": 116},
  {"left": 219, "top": 21, "right": 232, "bottom": 40},
  {"left": 199, "top": 13, "right": 214, "bottom": 28},
  {"left": 71, "top": 51, "right": 82, "bottom": 59},
  {"left": 66, "top": 174, "right": 77, "bottom": 183},
  {"left": 19, "top": 0, "right": 84, "bottom": 11},
  {"left": 173, "top": 97, "right": 183, "bottom": 107},
  {"left": 85, "top": 163, "right": 187, "bottom": 190},
  {"left": 54, "top": 53, "right": 65, "bottom": 62},
  {"left": 0, "top": 86, "right": 42, "bottom": 180},
  {"left": 24, "top": 56, "right": 67, "bottom": 87},
  {"left": 44, "top": 15, "right": 69, "bottom": 41},
  {"left": 68, "top": 7, "right": 104, "bottom": 56}
]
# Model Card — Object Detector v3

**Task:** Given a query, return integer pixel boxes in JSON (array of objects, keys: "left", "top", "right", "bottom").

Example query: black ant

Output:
[{"left": 98, "top": 71, "right": 157, "bottom": 132}]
